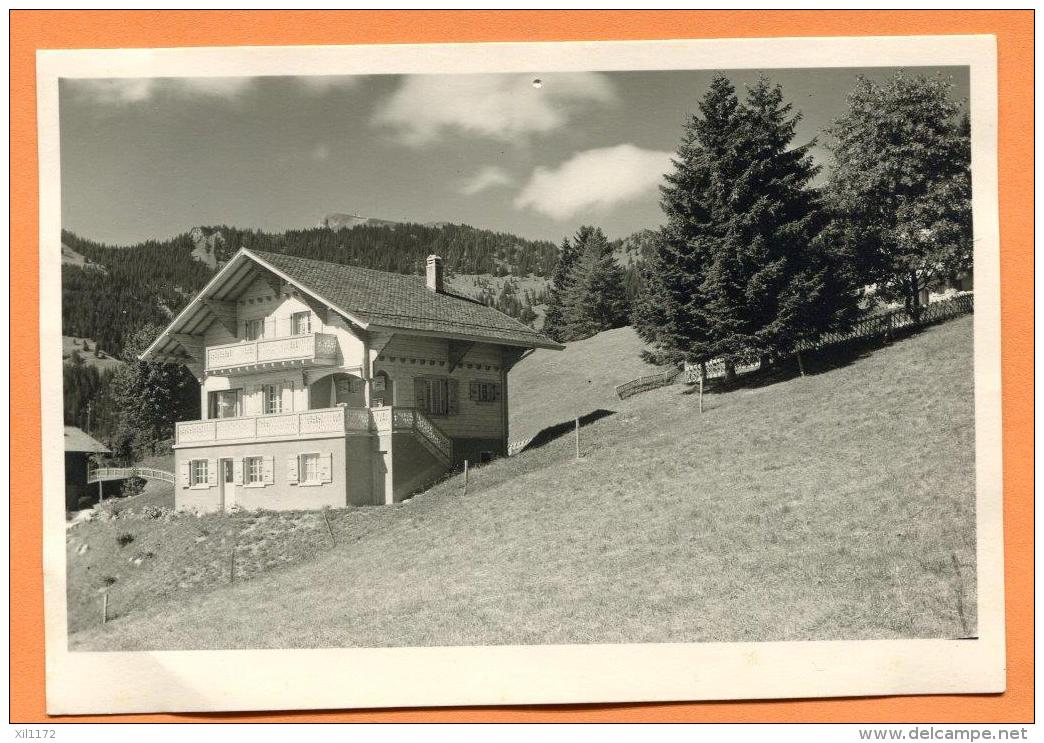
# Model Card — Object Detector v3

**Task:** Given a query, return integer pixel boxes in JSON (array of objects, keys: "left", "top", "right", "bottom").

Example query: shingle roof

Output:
[
  {"left": 250, "top": 250, "right": 563, "bottom": 349},
  {"left": 64, "top": 426, "right": 110, "bottom": 454}
]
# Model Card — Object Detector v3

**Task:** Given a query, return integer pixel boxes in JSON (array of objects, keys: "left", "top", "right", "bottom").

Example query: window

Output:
[
  {"left": 470, "top": 380, "right": 501, "bottom": 403},
  {"left": 291, "top": 311, "right": 311, "bottom": 336},
  {"left": 299, "top": 453, "right": 320, "bottom": 484},
  {"left": 190, "top": 459, "right": 208, "bottom": 487},
  {"left": 263, "top": 383, "right": 283, "bottom": 414},
  {"left": 245, "top": 318, "right": 265, "bottom": 341},
  {"left": 245, "top": 456, "right": 263, "bottom": 485},
  {"left": 417, "top": 377, "right": 449, "bottom": 415},
  {"left": 208, "top": 389, "right": 242, "bottom": 419}
]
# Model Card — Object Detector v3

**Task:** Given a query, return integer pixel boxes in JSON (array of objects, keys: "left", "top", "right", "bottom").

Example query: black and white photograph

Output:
[{"left": 38, "top": 35, "right": 1004, "bottom": 713}]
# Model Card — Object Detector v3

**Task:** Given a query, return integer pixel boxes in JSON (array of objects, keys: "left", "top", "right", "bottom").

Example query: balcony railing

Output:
[
  {"left": 176, "top": 406, "right": 369, "bottom": 445},
  {"left": 175, "top": 405, "right": 453, "bottom": 463},
  {"left": 372, "top": 406, "right": 453, "bottom": 463},
  {"left": 205, "top": 333, "right": 338, "bottom": 373}
]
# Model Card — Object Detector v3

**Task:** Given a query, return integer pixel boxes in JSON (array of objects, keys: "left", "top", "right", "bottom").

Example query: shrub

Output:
[{"left": 115, "top": 532, "right": 135, "bottom": 548}]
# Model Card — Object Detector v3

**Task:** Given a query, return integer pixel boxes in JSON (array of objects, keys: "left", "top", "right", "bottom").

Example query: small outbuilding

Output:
[{"left": 64, "top": 426, "right": 110, "bottom": 510}]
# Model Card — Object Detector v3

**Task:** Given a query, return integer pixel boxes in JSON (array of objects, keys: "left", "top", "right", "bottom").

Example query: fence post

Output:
[
  {"left": 322, "top": 508, "right": 336, "bottom": 546},
  {"left": 463, "top": 459, "right": 469, "bottom": 495},
  {"left": 102, "top": 590, "right": 108, "bottom": 624},
  {"left": 698, "top": 375, "right": 704, "bottom": 414},
  {"left": 797, "top": 350, "right": 805, "bottom": 377},
  {"left": 575, "top": 417, "right": 581, "bottom": 460},
  {"left": 230, "top": 548, "right": 236, "bottom": 584}
]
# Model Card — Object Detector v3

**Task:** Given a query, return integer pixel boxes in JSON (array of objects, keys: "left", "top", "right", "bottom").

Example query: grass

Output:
[
  {"left": 509, "top": 325, "right": 664, "bottom": 443},
  {"left": 69, "top": 316, "right": 975, "bottom": 650}
]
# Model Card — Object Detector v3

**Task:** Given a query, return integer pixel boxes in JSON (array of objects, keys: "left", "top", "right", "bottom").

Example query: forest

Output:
[{"left": 61, "top": 221, "right": 561, "bottom": 358}]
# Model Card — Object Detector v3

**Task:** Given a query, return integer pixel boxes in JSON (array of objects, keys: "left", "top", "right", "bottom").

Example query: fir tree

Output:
[
  {"left": 632, "top": 74, "right": 739, "bottom": 366},
  {"left": 635, "top": 74, "right": 859, "bottom": 376},
  {"left": 542, "top": 230, "right": 587, "bottom": 342},
  {"left": 557, "top": 227, "right": 629, "bottom": 341}
]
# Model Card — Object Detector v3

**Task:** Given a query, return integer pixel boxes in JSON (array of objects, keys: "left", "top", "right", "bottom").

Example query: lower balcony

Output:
[
  {"left": 174, "top": 405, "right": 452, "bottom": 464},
  {"left": 175, "top": 406, "right": 371, "bottom": 447}
]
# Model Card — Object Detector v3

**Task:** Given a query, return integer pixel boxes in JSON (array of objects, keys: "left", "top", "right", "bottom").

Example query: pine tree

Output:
[
  {"left": 824, "top": 72, "right": 972, "bottom": 318},
  {"left": 542, "top": 230, "right": 587, "bottom": 342},
  {"left": 632, "top": 74, "right": 739, "bottom": 366},
  {"left": 635, "top": 74, "right": 859, "bottom": 376},
  {"left": 557, "top": 227, "right": 629, "bottom": 341}
]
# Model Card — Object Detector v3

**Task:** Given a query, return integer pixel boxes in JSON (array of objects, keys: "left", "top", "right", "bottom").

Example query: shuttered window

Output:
[
  {"left": 245, "top": 456, "right": 263, "bottom": 485},
  {"left": 208, "top": 389, "right": 242, "bottom": 419},
  {"left": 300, "top": 453, "right": 320, "bottom": 484},
  {"left": 469, "top": 380, "right": 501, "bottom": 403},
  {"left": 189, "top": 459, "right": 208, "bottom": 487},
  {"left": 415, "top": 377, "right": 458, "bottom": 416},
  {"left": 244, "top": 318, "right": 265, "bottom": 341}
]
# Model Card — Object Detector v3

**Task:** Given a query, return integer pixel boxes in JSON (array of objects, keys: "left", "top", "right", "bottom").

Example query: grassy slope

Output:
[
  {"left": 70, "top": 316, "right": 975, "bottom": 650},
  {"left": 508, "top": 326, "right": 663, "bottom": 443},
  {"left": 62, "top": 336, "right": 122, "bottom": 372}
]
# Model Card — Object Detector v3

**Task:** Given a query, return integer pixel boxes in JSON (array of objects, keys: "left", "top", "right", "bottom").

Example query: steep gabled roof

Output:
[
  {"left": 64, "top": 426, "right": 110, "bottom": 454},
  {"left": 249, "top": 250, "right": 561, "bottom": 348},
  {"left": 141, "top": 248, "right": 562, "bottom": 363}
]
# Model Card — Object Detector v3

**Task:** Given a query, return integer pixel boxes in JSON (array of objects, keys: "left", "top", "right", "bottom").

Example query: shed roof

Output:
[{"left": 64, "top": 426, "right": 110, "bottom": 454}]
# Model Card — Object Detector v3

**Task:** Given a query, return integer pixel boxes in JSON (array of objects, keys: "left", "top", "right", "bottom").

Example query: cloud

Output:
[
  {"left": 514, "top": 144, "right": 673, "bottom": 221},
  {"left": 373, "top": 73, "right": 616, "bottom": 145},
  {"left": 293, "top": 76, "right": 360, "bottom": 94},
  {"left": 458, "top": 166, "right": 514, "bottom": 195},
  {"left": 309, "top": 143, "right": 332, "bottom": 162},
  {"left": 68, "top": 76, "right": 256, "bottom": 104}
]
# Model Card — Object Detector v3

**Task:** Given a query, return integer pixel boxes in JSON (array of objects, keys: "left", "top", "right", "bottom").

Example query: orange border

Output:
[{"left": 10, "top": 10, "right": 1033, "bottom": 723}]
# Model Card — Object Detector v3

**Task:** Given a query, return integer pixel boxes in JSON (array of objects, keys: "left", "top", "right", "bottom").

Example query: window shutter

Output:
[
  {"left": 318, "top": 453, "right": 333, "bottom": 483},
  {"left": 263, "top": 456, "right": 275, "bottom": 485},
  {"left": 282, "top": 381, "right": 294, "bottom": 412},
  {"left": 206, "top": 459, "right": 217, "bottom": 487},
  {"left": 286, "top": 455, "right": 298, "bottom": 485},
  {"left": 493, "top": 383, "right": 501, "bottom": 402},
  {"left": 178, "top": 461, "right": 190, "bottom": 489},
  {"left": 414, "top": 377, "right": 427, "bottom": 410},
  {"left": 447, "top": 379, "right": 459, "bottom": 415},
  {"left": 247, "top": 384, "right": 263, "bottom": 415},
  {"left": 233, "top": 459, "right": 244, "bottom": 485},
  {"left": 469, "top": 381, "right": 479, "bottom": 401}
]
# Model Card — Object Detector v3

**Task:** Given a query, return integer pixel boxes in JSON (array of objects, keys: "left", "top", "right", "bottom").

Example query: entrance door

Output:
[{"left": 220, "top": 458, "right": 236, "bottom": 511}]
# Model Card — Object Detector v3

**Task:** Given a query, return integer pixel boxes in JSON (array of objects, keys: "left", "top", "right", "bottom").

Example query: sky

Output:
[{"left": 60, "top": 66, "right": 969, "bottom": 246}]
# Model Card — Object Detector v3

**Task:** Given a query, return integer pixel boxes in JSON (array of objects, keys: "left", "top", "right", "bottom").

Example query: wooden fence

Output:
[
  {"left": 613, "top": 293, "right": 975, "bottom": 395},
  {"left": 615, "top": 367, "right": 684, "bottom": 401}
]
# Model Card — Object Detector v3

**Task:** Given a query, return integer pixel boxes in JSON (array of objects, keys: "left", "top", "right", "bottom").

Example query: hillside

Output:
[
  {"left": 69, "top": 316, "right": 975, "bottom": 650},
  {"left": 62, "top": 336, "right": 122, "bottom": 372},
  {"left": 508, "top": 326, "right": 663, "bottom": 443}
]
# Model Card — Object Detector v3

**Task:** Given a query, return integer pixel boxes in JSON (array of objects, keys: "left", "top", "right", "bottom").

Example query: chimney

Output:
[{"left": 426, "top": 254, "right": 444, "bottom": 293}]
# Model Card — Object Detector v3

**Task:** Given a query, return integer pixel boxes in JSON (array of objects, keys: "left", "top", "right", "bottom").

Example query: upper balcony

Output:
[{"left": 205, "top": 333, "right": 338, "bottom": 374}]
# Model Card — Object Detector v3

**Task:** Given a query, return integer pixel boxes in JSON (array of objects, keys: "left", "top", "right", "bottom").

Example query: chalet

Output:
[{"left": 141, "top": 249, "right": 563, "bottom": 511}]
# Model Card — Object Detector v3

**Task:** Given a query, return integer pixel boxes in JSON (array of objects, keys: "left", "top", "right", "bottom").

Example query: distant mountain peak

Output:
[{"left": 319, "top": 213, "right": 400, "bottom": 230}]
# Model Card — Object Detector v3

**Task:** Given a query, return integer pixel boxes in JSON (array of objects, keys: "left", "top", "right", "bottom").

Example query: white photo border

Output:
[{"left": 37, "top": 34, "right": 1004, "bottom": 714}]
